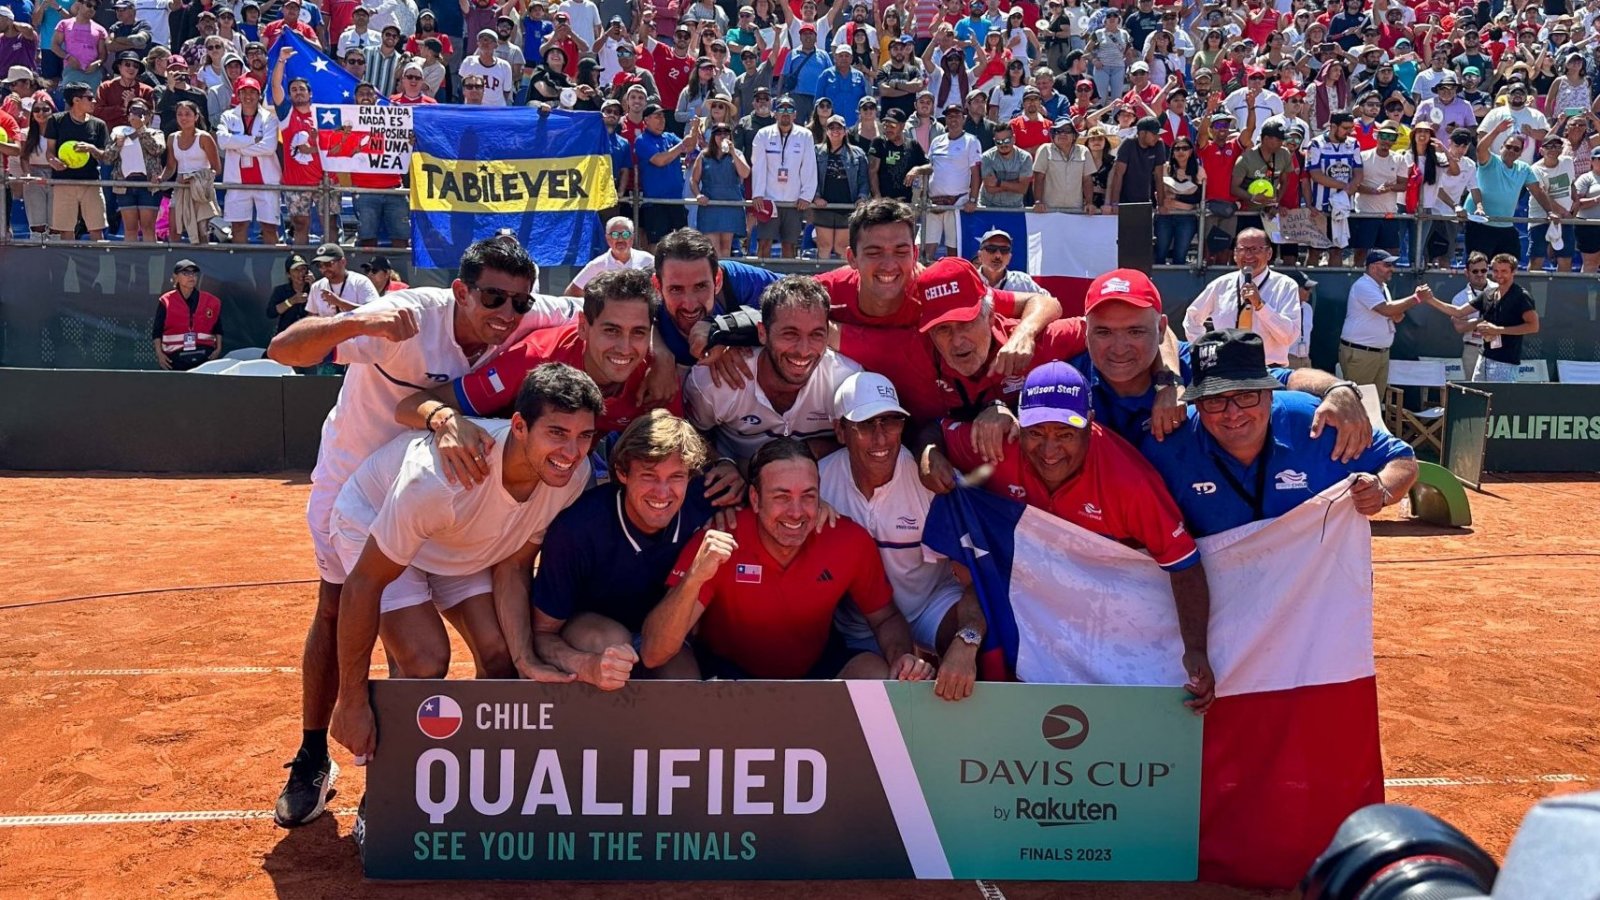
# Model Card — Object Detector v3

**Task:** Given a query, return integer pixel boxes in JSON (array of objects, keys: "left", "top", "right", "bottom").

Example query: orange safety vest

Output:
[{"left": 157, "top": 289, "right": 222, "bottom": 354}]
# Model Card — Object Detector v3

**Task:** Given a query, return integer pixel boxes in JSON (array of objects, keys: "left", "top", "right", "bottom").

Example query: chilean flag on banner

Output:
[
  {"left": 924, "top": 482, "right": 1384, "bottom": 889},
  {"left": 956, "top": 211, "right": 1121, "bottom": 315}
]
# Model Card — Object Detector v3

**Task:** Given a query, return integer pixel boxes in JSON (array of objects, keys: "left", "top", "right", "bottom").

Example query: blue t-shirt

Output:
[
  {"left": 953, "top": 18, "right": 989, "bottom": 66},
  {"left": 783, "top": 47, "right": 829, "bottom": 96},
  {"left": 1470, "top": 155, "right": 1536, "bottom": 221},
  {"left": 635, "top": 129, "right": 684, "bottom": 198},
  {"left": 532, "top": 480, "right": 716, "bottom": 632},
  {"left": 656, "top": 260, "right": 778, "bottom": 365},
  {"left": 1138, "top": 391, "right": 1414, "bottom": 537},
  {"left": 607, "top": 131, "right": 632, "bottom": 182},
  {"left": 522, "top": 17, "right": 554, "bottom": 54},
  {"left": 816, "top": 68, "right": 870, "bottom": 125}
]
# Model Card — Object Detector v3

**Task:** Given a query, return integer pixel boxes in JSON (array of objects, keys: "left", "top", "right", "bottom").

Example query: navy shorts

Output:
[
  {"left": 118, "top": 185, "right": 162, "bottom": 210},
  {"left": 1349, "top": 215, "right": 1399, "bottom": 250}
]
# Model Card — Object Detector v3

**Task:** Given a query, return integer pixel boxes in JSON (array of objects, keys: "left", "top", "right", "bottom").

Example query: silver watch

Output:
[{"left": 955, "top": 627, "right": 982, "bottom": 647}]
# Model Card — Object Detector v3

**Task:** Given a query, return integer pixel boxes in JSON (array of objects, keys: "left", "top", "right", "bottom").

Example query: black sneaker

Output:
[{"left": 274, "top": 749, "right": 339, "bottom": 828}]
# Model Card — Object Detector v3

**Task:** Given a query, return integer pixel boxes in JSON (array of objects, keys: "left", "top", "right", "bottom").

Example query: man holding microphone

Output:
[{"left": 1181, "top": 227, "right": 1302, "bottom": 367}]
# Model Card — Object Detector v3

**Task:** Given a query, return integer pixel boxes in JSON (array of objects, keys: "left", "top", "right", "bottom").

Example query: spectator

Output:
[
  {"left": 970, "top": 227, "right": 1041, "bottom": 291},
  {"left": 272, "top": 72, "right": 322, "bottom": 246},
  {"left": 1339, "top": 249, "right": 1422, "bottom": 394},
  {"left": 1231, "top": 120, "right": 1290, "bottom": 236},
  {"left": 1183, "top": 228, "right": 1302, "bottom": 366},
  {"left": 611, "top": 42, "right": 660, "bottom": 103},
  {"left": 781, "top": 21, "right": 828, "bottom": 121},
  {"left": 1082, "top": 123, "right": 1114, "bottom": 208},
  {"left": 364, "top": 24, "right": 403, "bottom": 95},
  {"left": 107, "top": 97, "right": 163, "bottom": 241},
  {"left": 1350, "top": 123, "right": 1407, "bottom": 267},
  {"left": 390, "top": 58, "right": 434, "bottom": 103},
  {"left": 568, "top": 215, "right": 655, "bottom": 295},
  {"left": 461, "top": 28, "right": 514, "bottom": 105},
  {"left": 849, "top": 96, "right": 880, "bottom": 148},
  {"left": 337, "top": 4, "right": 380, "bottom": 55},
  {"left": 1, "top": 67, "right": 38, "bottom": 120},
  {"left": 267, "top": 252, "right": 313, "bottom": 340},
  {"left": 339, "top": 43, "right": 367, "bottom": 78},
  {"left": 734, "top": 84, "right": 773, "bottom": 156},
  {"left": 636, "top": 103, "right": 696, "bottom": 249},
  {"left": 675, "top": 55, "right": 719, "bottom": 125},
  {"left": 261, "top": 0, "right": 320, "bottom": 50},
  {"left": 217, "top": 75, "right": 281, "bottom": 245},
  {"left": 875, "top": 33, "right": 923, "bottom": 118},
  {"left": 10, "top": 92, "right": 55, "bottom": 239},
  {"left": 1576, "top": 148, "right": 1600, "bottom": 273},
  {"left": 1223, "top": 66, "right": 1280, "bottom": 144},
  {"left": 204, "top": 55, "right": 244, "bottom": 121},
  {"left": 804, "top": 96, "right": 835, "bottom": 143},
  {"left": 691, "top": 123, "right": 751, "bottom": 258},
  {"left": 360, "top": 255, "right": 408, "bottom": 293},
  {"left": 105, "top": 0, "right": 150, "bottom": 65},
  {"left": 1154, "top": 134, "right": 1201, "bottom": 264},
  {"left": 1085, "top": 8, "right": 1127, "bottom": 100},
  {"left": 53, "top": 0, "right": 108, "bottom": 88},
  {"left": 404, "top": 9, "right": 450, "bottom": 59},
  {"left": 459, "top": 71, "right": 486, "bottom": 104},
  {"left": 817, "top": 44, "right": 870, "bottom": 124},
  {"left": 159, "top": 99, "right": 220, "bottom": 243},
  {"left": 750, "top": 94, "right": 815, "bottom": 258},
  {"left": 1106, "top": 115, "right": 1166, "bottom": 211},
  {"left": 1414, "top": 72, "right": 1475, "bottom": 135},
  {"left": 415, "top": 37, "right": 445, "bottom": 98},
  {"left": 732, "top": 46, "right": 772, "bottom": 111},
  {"left": 1304, "top": 111, "right": 1362, "bottom": 265},
  {"left": 1528, "top": 134, "right": 1578, "bottom": 272},
  {"left": 151, "top": 258, "right": 223, "bottom": 371},
  {"left": 963, "top": 89, "right": 994, "bottom": 148},
  {"left": 94, "top": 49, "right": 153, "bottom": 128},
  {"left": 305, "top": 241, "right": 379, "bottom": 315},
  {"left": 1477, "top": 81, "right": 1547, "bottom": 164},
  {"left": 1031, "top": 116, "right": 1092, "bottom": 212},
  {"left": 811, "top": 113, "right": 869, "bottom": 258},
  {"left": 1417, "top": 252, "right": 1539, "bottom": 381},
  {"left": 43, "top": 83, "right": 110, "bottom": 240},
  {"left": 1468, "top": 118, "right": 1554, "bottom": 261},
  {"left": 977, "top": 120, "right": 1030, "bottom": 208},
  {"left": 908, "top": 102, "right": 982, "bottom": 259},
  {"left": 153, "top": 54, "right": 210, "bottom": 135},
  {"left": 905, "top": 89, "right": 942, "bottom": 152},
  {"left": 1283, "top": 269, "right": 1315, "bottom": 369},
  {"left": 867, "top": 107, "right": 927, "bottom": 200},
  {"left": 527, "top": 47, "right": 575, "bottom": 105},
  {"left": 1418, "top": 128, "right": 1479, "bottom": 270}
]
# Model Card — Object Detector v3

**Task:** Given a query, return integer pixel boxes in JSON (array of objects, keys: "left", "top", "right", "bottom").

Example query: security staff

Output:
[{"left": 151, "top": 258, "right": 223, "bottom": 371}]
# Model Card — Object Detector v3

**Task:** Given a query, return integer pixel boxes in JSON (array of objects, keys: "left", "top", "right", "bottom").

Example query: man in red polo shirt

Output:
[
  {"left": 397, "top": 269, "right": 680, "bottom": 444},
  {"left": 939, "top": 361, "right": 1215, "bottom": 712},
  {"left": 644, "top": 437, "right": 934, "bottom": 681},
  {"left": 1198, "top": 109, "right": 1248, "bottom": 264}
]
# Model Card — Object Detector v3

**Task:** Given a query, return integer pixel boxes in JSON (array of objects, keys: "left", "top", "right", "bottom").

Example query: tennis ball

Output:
[
  {"left": 59, "top": 141, "right": 91, "bottom": 168},
  {"left": 1247, "top": 177, "right": 1276, "bottom": 200}
]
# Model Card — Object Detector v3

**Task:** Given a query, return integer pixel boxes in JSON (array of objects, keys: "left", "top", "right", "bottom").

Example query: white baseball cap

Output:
[{"left": 833, "top": 371, "right": 909, "bottom": 422}]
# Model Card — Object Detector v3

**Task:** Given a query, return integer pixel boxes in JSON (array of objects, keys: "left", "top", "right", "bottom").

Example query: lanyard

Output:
[{"left": 1209, "top": 429, "right": 1271, "bottom": 521}]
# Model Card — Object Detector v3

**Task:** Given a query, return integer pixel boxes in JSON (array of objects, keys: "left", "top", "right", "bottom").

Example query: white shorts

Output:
[
  {"left": 919, "top": 209, "right": 958, "bottom": 248},
  {"left": 330, "top": 527, "right": 492, "bottom": 615},
  {"left": 307, "top": 481, "right": 347, "bottom": 585},
  {"left": 840, "top": 587, "right": 963, "bottom": 654},
  {"left": 224, "top": 188, "right": 281, "bottom": 224}
]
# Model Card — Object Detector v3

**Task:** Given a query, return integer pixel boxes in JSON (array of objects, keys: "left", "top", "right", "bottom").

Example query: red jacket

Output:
[{"left": 156, "top": 289, "right": 222, "bottom": 353}]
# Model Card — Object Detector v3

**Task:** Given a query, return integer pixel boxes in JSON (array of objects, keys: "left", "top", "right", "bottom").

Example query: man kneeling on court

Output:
[
  {"left": 526, "top": 410, "right": 715, "bottom": 689},
  {"left": 642, "top": 437, "right": 935, "bottom": 681},
  {"left": 329, "top": 364, "right": 603, "bottom": 761}
]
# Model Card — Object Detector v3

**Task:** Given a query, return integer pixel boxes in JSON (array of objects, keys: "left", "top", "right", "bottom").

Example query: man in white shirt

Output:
[
  {"left": 1182, "top": 228, "right": 1302, "bottom": 366},
  {"left": 818, "top": 371, "right": 983, "bottom": 701},
  {"left": 1222, "top": 68, "right": 1283, "bottom": 144},
  {"left": 263, "top": 237, "right": 579, "bottom": 829},
  {"left": 1477, "top": 82, "right": 1548, "bottom": 163},
  {"left": 557, "top": 0, "right": 602, "bottom": 46},
  {"left": 305, "top": 243, "right": 380, "bottom": 316},
  {"left": 1338, "top": 249, "right": 1424, "bottom": 393},
  {"left": 565, "top": 216, "right": 655, "bottom": 296},
  {"left": 336, "top": 4, "right": 381, "bottom": 56},
  {"left": 1351, "top": 123, "right": 1408, "bottom": 266},
  {"left": 749, "top": 95, "right": 817, "bottom": 259},
  {"left": 909, "top": 103, "right": 984, "bottom": 260},
  {"left": 459, "top": 28, "right": 515, "bottom": 106},
  {"left": 328, "top": 363, "right": 603, "bottom": 765},
  {"left": 685, "top": 275, "right": 861, "bottom": 467},
  {"left": 216, "top": 77, "right": 282, "bottom": 245}
]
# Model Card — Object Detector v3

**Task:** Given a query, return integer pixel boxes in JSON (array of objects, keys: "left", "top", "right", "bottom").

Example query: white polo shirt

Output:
[
  {"left": 1341, "top": 273, "right": 1398, "bottom": 349},
  {"left": 684, "top": 348, "right": 862, "bottom": 464},
  {"left": 570, "top": 248, "right": 655, "bottom": 292},
  {"left": 1181, "top": 267, "right": 1303, "bottom": 366},
  {"left": 818, "top": 446, "right": 964, "bottom": 644},
  {"left": 331, "top": 419, "right": 588, "bottom": 575}
]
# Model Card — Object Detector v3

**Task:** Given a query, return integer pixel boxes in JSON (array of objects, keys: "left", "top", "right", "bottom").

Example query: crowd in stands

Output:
[{"left": 3, "top": 0, "right": 1600, "bottom": 268}]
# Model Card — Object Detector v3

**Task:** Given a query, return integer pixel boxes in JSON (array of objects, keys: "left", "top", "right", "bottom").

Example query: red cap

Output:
[
  {"left": 1280, "top": 87, "right": 1305, "bottom": 100},
  {"left": 1246, "top": 65, "right": 1267, "bottom": 79},
  {"left": 798, "top": 21, "right": 816, "bottom": 32},
  {"left": 166, "top": 55, "right": 189, "bottom": 70},
  {"left": 1084, "top": 268, "right": 1161, "bottom": 313},
  {"left": 916, "top": 258, "right": 992, "bottom": 333},
  {"left": 233, "top": 75, "right": 262, "bottom": 93}
]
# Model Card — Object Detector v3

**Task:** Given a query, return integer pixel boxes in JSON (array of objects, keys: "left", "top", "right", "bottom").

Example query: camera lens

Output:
[{"left": 1301, "top": 805, "right": 1498, "bottom": 900}]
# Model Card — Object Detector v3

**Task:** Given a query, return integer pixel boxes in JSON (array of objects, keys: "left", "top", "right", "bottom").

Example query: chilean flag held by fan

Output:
[
  {"left": 924, "top": 482, "right": 1384, "bottom": 889},
  {"left": 416, "top": 695, "right": 463, "bottom": 739}
]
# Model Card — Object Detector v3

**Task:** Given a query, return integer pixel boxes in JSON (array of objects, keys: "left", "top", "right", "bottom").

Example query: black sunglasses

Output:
[
  {"left": 471, "top": 283, "right": 534, "bottom": 313},
  {"left": 980, "top": 243, "right": 1011, "bottom": 253}
]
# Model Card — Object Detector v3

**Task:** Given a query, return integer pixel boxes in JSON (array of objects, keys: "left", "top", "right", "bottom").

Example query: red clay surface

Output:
[{"left": 0, "top": 471, "right": 1596, "bottom": 899}]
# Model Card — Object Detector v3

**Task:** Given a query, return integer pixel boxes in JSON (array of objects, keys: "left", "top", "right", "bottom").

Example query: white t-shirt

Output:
[
  {"left": 558, "top": 0, "right": 603, "bottom": 43},
  {"left": 1478, "top": 105, "right": 1549, "bottom": 162},
  {"left": 927, "top": 131, "right": 984, "bottom": 199},
  {"left": 817, "top": 446, "right": 962, "bottom": 641},
  {"left": 1355, "top": 148, "right": 1409, "bottom": 214},
  {"left": 1574, "top": 171, "right": 1600, "bottom": 221},
  {"left": 1222, "top": 88, "right": 1283, "bottom": 143},
  {"left": 307, "top": 271, "right": 381, "bottom": 317},
  {"left": 132, "top": 0, "right": 171, "bottom": 48},
  {"left": 310, "top": 287, "right": 581, "bottom": 496},
  {"left": 684, "top": 348, "right": 862, "bottom": 464},
  {"left": 460, "top": 55, "right": 516, "bottom": 106},
  {"left": 332, "top": 419, "right": 588, "bottom": 575},
  {"left": 1341, "top": 273, "right": 1397, "bottom": 348},
  {"left": 570, "top": 248, "right": 656, "bottom": 291},
  {"left": 1529, "top": 156, "right": 1576, "bottom": 217},
  {"left": 1423, "top": 155, "right": 1477, "bottom": 214}
]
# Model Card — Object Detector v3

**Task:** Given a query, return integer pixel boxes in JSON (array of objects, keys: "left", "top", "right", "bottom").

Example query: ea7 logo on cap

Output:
[
  {"left": 1100, "top": 277, "right": 1131, "bottom": 295},
  {"left": 925, "top": 280, "right": 963, "bottom": 301}
]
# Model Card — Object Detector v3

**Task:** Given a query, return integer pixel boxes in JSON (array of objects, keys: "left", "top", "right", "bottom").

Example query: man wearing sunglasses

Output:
[
  {"left": 566, "top": 215, "right": 655, "bottom": 297},
  {"left": 265, "top": 237, "right": 581, "bottom": 829},
  {"left": 1139, "top": 328, "right": 1416, "bottom": 539}
]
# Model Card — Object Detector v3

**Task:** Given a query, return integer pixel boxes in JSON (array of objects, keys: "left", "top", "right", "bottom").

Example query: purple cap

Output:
[{"left": 1018, "top": 362, "right": 1091, "bottom": 429}]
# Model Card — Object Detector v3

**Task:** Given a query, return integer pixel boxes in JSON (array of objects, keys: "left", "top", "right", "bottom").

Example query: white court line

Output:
[
  {"left": 1, "top": 775, "right": 1589, "bottom": 829},
  {"left": 975, "top": 879, "right": 1009, "bottom": 900}
]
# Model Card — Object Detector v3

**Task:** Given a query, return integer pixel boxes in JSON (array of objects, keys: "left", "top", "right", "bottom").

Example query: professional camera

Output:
[{"left": 1301, "top": 790, "right": 1600, "bottom": 899}]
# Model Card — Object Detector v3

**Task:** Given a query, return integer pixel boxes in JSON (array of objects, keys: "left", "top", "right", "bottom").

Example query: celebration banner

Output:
[
  {"left": 408, "top": 106, "right": 616, "bottom": 268},
  {"left": 313, "top": 104, "right": 412, "bottom": 174},
  {"left": 361, "top": 680, "right": 1202, "bottom": 881}
]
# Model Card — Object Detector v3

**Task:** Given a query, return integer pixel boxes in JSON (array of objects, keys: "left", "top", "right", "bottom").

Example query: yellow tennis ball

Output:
[
  {"left": 1247, "top": 177, "right": 1276, "bottom": 200},
  {"left": 59, "top": 141, "right": 91, "bottom": 168}
]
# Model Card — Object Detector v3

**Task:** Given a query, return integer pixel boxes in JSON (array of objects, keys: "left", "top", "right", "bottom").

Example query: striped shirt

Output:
[{"left": 1303, "top": 134, "right": 1362, "bottom": 211}]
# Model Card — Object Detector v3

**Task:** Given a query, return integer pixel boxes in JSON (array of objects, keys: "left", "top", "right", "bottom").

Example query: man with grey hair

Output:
[{"left": 566, "top": 215, "right": 654, "bottom": 296}]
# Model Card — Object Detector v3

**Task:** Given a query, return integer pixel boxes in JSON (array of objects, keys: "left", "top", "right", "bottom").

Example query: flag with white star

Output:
[{"left": 266, "top": 30, "right": 383, "bottom": 118}]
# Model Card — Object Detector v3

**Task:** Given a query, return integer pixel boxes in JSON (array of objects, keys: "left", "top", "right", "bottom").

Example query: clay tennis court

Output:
[{"left": 1, "top": 470, "right": 1596, "bottom": 899}]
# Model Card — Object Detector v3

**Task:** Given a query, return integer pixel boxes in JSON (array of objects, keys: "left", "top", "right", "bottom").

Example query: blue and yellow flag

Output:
[{"left": 409, "top": 107, "right": 618, "bottom": 269}]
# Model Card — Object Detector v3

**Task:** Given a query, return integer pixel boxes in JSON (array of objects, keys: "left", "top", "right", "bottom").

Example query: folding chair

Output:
[
  {"left": 1514, "top": 359, "right": 1550, "bottom": 382},
  {"left": 1556, "top": 360, "right": 1600, "bottom": 384},
  {"left": 1384, "top": 360, "right": 1449, "bottom": 457},
  {"left": 1418, "top": 355, "right": 1467, "bottom": 382}
]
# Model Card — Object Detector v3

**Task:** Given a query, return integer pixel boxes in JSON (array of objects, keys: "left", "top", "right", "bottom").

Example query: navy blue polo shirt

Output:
[
  {"left": 656, "top": 260, "right": 781, "bottom": 366},
  {"left": 532, "top": 480, "right": 716, "bottom": 632},
  {"left": 635, "top": 130, "right": 684, "bottom": 199},
  {"left": 1138, "top": 391, "right": 1414, "bottom": 537},
  {"left": 1070, "top": 342, "right": 1294, "bottom": 444}
]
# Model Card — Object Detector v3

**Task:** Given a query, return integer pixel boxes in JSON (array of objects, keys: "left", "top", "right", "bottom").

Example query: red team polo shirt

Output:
[
  {"left": 451, "top": 322, "right": 682, "bottom": 434},
  {"left": 1200, "top": 137, "right": 1245, "bottom": 203},
  {"left": 944, "top": 420, "right": 1200, "bottom": 571},
  {"left": 667, "top": 508, "right": 893, "bottom": 678},
  {"left": 926, "top": 316, "right": 1087, "bottom": 418}
]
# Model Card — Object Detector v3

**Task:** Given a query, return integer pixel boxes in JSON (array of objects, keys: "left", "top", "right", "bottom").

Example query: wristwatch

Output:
[
  {"left": 1151, "top": 370, "right": 1180, "bottom": 389},
  {"left": 954, "top": 627, "right": 983, "bottom": 647},
  {"left": 1329, "top": 380, "right": 1361, "bottom": 399}
]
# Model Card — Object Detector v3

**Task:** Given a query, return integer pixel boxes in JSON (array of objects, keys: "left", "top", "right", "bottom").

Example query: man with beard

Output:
[
  {"left": 328, "top": 363, "right": 602, "bottom": 763},
  {"left": 874, "top": 34, "right": 924, "bottom": 118},
  {"left": 868, "top": 109, "right": 928, "bottom": 201},
  {"left": 644, "top": 437, "right": 936, "bottom": 682},
  {"left": 685, "top": 275, "right": 863, "bottom": 468},
  {"left": 526, "top": 411, "right": 716, "bottom": 690},
  {"left": 650, "top": 227, "right": 781, "bottom": 372},
  {"left": 819, "top": 372, "right": 986, "bottom": 701},
  {"left": 396, "top": 269, "right": 682, "bottom": 455},
  {"left": 935, "top": 357, "right": 1214, "bottom": 711},
  {"left": 265, "top": 237, "right": 580, "bottom": 828},
  {"left": 271, "top": 72, "right": 322, "bottom": 245}
]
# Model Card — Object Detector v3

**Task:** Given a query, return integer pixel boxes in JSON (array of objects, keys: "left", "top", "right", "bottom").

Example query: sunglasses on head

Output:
[{"left": 471, "top": 283, "right": 535, "bottom": 314}]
